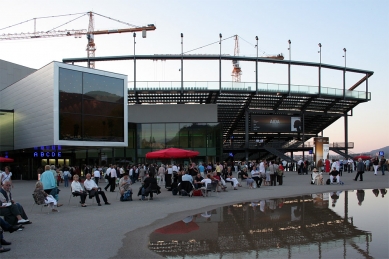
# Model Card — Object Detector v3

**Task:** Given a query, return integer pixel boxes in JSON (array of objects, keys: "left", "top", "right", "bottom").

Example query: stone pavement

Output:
[{"left": 2, "top": 170, "right": 388, "bottom": 259}]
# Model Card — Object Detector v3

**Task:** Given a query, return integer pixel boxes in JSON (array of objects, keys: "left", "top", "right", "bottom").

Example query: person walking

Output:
[
  {"left": 372, "top": 156, "right": 379, "bottom": 175},
  {"left": 379, "top": 156, "right": 386, "bottom": 175},
  {"left": 354, "top": 158, "right": 364, "bottom": 181}
]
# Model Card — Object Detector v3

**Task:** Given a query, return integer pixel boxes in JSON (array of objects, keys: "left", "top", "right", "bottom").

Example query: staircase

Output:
[
  {"left": 263, "top": 146, "right": 295, "bottom": 162},
  {"left": 331, "top": 149, "right": 354, "bottom": 159}
]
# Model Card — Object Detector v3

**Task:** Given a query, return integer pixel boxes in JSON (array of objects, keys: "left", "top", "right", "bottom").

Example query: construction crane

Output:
[
  {"left": 0, "top": 11, "right": 156, "bottom": 68},
  {"left": 231, "top": 35, "right": 242, "bottom": 82}
]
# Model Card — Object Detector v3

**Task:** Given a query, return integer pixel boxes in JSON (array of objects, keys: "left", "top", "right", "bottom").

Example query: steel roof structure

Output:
[{"left": 63, "top": 54, "right": 373, "bottom": 161}]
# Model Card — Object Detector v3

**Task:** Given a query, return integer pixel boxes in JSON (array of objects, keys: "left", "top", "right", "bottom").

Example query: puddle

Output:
[{"left": 148, "top": 188, "right": 388, "bottom": 258}]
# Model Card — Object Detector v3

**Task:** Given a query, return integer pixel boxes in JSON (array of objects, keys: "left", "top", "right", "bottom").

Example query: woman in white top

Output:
[
  {"left": 200, "top": 174, "right": 212, "bottom": 197},
  {"left": 0, "top": 166, "right": 12, "bottom": 186},
  {"left": 71, "top": 175, "right": 87, "bottom": 207}
]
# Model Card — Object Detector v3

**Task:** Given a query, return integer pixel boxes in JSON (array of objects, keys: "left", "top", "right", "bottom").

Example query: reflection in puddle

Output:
[{"left": 148, "top": 188, "right": 388, "bottom": 258}]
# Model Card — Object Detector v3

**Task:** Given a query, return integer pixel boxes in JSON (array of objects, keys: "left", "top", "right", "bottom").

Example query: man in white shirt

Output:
[
  {"left": 109, "top": 165, "right": 117, "bottom": 192},
  {"left": 84, "top": 174, "right": 110, "bottom": 206},
  {"left": 172, "top": 164, "right": 178, "bottom": 173},
  {"left": 104, "top": 165, "right": 112, "bottom": 191},
  {"left": 297, "top": 159, "right": 303, "bottom": 174},
  {"left": 93, "top": 168, "right": 101, "bottom": 185}
]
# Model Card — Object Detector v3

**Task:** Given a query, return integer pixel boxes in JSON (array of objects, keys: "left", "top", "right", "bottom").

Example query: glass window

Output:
[
  {"left": 59, "top": 113, "right": 82, "bottom": 140},
  {"left": 166, "top": 123, "right": 179, "bottom": 148},
  {"left": 59, "top": 68, "right": 83, "bottom": 113},
  {"left": 189, "top": 123, "right": 207, "bottom": 148},
  {"left": 83, "top": 73, "right": 124, "bottom": 103},
  {"left": 137, "top": 124, "right": 151, "bottom": 149},
  {"left": 151, "top": 124, "right": 165, "bottom": 150},
  {"left": 128, "top": 123, "right": 136, "bottom": 148},
  {"left": 179, "top": 123, "right": 192, "bottom": 148},
  {"left": 83, "top": 99, "right": 124, "bottom": 117},
  {"left": 84, "top": 115, "right": 124, "bottom": 141}
]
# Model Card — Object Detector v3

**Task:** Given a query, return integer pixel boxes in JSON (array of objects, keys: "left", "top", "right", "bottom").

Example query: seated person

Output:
[
  {"left": 33, "top": 181, "right": 59, "bottom": 212},
  {"left": 181, "top": 171, "right": 193, "bottom": 183},
  {"left": 200, "top": 174, "right": 212, "bottom": 197},
  {"left": 193, "top": 173, "right": 204, "bottom": 189},
  {"left": 0, "top": 180, "right": 30, "bottom": 225},
  {"left": 241, "top": 168, "right": 254, "bottom": 188},
  {"left": 212, "top": 172, "right": 227, "bottom": 192},
  {"left": 0, "top": 217, "right": 23, "bottom": 233},
  {"left": 140, "top": 174, "right": 160, "bottom": 201},
  {"left": 71, "top": 175, "right": 88, "bottom": 207},
  {"left": 83, "top": 173, "right": 110, "bottom": 206},
  {"left": 119, "top": 174, "right": 133, "bottom": 201},
  {"left": 0, "top": 227, "right": 11, "bottom": 253},
  {"left": 225, "top": 167, "right": 242, "bottom": 190},
  {"left": 329, "top": 167, "right": 340, "bottom": 184}
]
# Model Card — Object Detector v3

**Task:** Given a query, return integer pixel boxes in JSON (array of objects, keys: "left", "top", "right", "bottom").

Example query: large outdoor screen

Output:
[{"left": 251, "top": 115, "right": 302, "bottom": 133}]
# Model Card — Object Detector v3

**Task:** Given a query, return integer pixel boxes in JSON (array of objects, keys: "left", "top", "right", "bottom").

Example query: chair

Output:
[
  {"left": 178, "top": 181, "right": 194, "bottom": 197},
  {"left": 203, "top": 183, "right": 213, "bottom": 197},
  {"left": 31, "top": 194, "right": 50, "bottom": 213}
]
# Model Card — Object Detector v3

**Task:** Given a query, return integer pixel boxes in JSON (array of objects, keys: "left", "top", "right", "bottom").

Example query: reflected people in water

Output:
[
  {"left": 331, "top": 191, "right": 342, "bottom": 207},
  {"left": 357, "top": 190, "right": 365, "bottom": 206},
  {"left": 372, "top": 189, "right": 379, "bottom": 197},
  {"left": 380, "top": 189, "right": 387, "bottom": 198}
]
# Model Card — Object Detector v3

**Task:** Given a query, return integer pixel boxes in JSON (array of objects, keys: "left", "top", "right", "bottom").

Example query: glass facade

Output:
[
  {"left": 58, "top": 68, "right": 124, "bottom": 141},
  {"left": 134, "top": 122, "right": 222, "bottom": 160}
]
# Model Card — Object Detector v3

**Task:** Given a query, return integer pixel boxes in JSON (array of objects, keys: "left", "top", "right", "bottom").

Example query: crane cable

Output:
[
  {"left": 238, "top": 35, "right": 267, "bottom": 55},
  {"left": 92, "top": 12, "right": 140, "bottom": 28},
  {"left": 183, "top": 35, "right": 235, "bottom": 54},
  {"left": 46, "top": 13, "right": 88, "bottom": 33},
  {"left": 0, "top": 12, "right": 88, "bottom": 31}
]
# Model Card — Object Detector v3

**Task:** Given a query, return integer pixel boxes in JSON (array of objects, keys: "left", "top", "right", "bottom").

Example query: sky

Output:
[{"left": 0, "top": 0, "right": 388, "bottom": 154}]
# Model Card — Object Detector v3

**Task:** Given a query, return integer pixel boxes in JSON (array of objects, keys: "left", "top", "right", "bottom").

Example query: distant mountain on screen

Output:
[{"left": 369, "top": 146, "right": 389, "bottom": 156}]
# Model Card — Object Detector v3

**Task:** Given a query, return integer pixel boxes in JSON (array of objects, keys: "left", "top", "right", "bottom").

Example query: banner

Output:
[
  {"left": 314, "top": 137, "right": 329, "bottom": 168},
  {"left": 251, "top": 115, "right": 301, "bottom": 133}
]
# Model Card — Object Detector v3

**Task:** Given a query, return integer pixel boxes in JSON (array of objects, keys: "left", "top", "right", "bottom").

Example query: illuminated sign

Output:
[
  {"left": 251, "top": 115, "right": 301, "bottom": 133},
  {"left": 33, "top": 152, "right": 62, "bottom": 158}
]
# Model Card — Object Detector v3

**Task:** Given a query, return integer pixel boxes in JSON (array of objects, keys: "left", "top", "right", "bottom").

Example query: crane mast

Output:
[
  {"left": 231, "top": 35, "right": 242, "bottom": 82},
  {"left": 86, "top": 12, "right": 96, "bottom": 68}
]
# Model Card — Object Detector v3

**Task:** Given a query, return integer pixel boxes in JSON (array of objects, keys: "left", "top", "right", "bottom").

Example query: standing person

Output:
[
  {"left": 347, "top": 158, "right": 354, "bottom": 173},
  {"left": 188, "top": 163, "right": 199, "bottom": 181},
  {"left": 157, "top": 164, "right": 165, "bottom": 184},
  {"left": 269, "top": 161, "right": 279, "bottom": 186},
  {"left": 93, "top": 167, "right": 100, "bottom": 185},
  {"left": 325, "top": 159, "right": 331, "bottom": 173},
  {"left": 62, "top": 166, "right": 71, "bottom": 187},
  {"left": 165, "top": 164, "right": 173, "bottom": 189},
  {"left": 109, "top": 165, "right": 117, "bottom": 192},
  {"left": 139, "top": 164, "right": 146, "bottom": 183},
  {"left": 379, "top": 156, "right": 386, "bottom": 175},
  {"left": 104, "top": 165, "right": 112, "bottom": 191},
  {"left": 372, "top": 156, "right": 379, "bottom": 175},
  {"left": 0, "top": 167, "right": 12, "bottom": 187},
  {"left": 198, "top": 163, "right": 205, "bottom": 177},
  {"left": 365, "top": 159, "right": 370, "bottom": 171},
  {"left": 354, "top": 158, "right": 365, "bottom": 181}
]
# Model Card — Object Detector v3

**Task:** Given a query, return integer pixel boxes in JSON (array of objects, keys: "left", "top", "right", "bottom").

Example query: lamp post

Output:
[
  {"left": 318, "top": 43, "right": 322, "bottom": 97},
  {"left": 288, "top": 39, "right": 291, "bottom": 93},
  {"left": 219, "top": 33, "right": 222, "bottom": 93},
  {"left": 181, "top": 33, "right": 183, "bottom": 94},
  {"left": 255, "top": 36, "right": 258, "bottom": 94},
  {"left": 343, "top": 48, "right": 346, "bottom": 99},
  {"left": 133, "top": 32, "right": 136, "bottom": 91}
]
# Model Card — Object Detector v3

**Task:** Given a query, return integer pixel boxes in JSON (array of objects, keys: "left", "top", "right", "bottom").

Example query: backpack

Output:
[{"left": 326, "top": 179, "right": 331, "bottom": 185}]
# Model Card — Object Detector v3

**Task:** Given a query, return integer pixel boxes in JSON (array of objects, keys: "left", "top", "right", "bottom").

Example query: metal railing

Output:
[{"left": 128, "top": 81, "right": 370, "bottom": 100}]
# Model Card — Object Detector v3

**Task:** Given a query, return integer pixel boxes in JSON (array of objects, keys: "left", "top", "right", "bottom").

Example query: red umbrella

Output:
[
  {"left": 154, "top": 220, "right": 199, "bottom": 234},
  {"left": 146, "top": 148, "right": 199, "bottom": 159},
  {"left": 0, "top": 157, "right": 14, "bottom": 163},
  {"left": 353, "top": 155, "right": 371, "bottom": 161}
]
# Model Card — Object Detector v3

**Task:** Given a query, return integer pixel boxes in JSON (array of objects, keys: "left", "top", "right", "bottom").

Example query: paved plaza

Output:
[{"left": 2, "top": 170, "right": 388, "bottom": 259}]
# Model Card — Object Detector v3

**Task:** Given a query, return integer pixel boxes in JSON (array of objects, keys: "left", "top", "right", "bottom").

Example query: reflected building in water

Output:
[{"left": 149, "top": 191, "right": 373, "bottom": 258}]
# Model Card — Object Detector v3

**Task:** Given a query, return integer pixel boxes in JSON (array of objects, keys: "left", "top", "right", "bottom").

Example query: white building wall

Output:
[
  {"left": 0, "top": 59, "right": 36, "bottom": 91},
  {"left": 0, "top": 63, "right": 55, "bottom": 149}
]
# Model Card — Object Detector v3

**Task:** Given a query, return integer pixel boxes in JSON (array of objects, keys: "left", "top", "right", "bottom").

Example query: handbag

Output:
[{"left": 89, "top": 189, "right": 97, "bottom": 198}]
